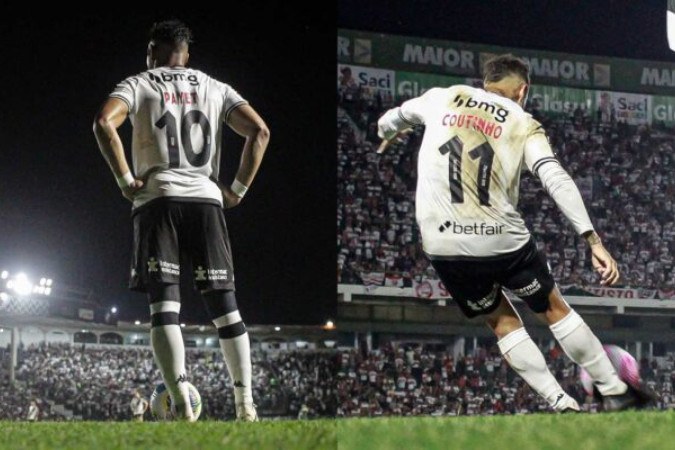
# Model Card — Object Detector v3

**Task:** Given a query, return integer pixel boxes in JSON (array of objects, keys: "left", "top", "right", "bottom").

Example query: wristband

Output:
[
  {"left": 116, "top": 172, "right": 135, "bottom": 188},
  {"left": 231, "top": 179, "right": 249, "bottom": 198}
]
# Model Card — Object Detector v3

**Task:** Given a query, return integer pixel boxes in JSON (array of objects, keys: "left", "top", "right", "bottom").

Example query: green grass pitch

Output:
[
  {"left": 2, "top": 411, "right": 672, "bottom": 450},
  {"left": 338, "top": 410, "right": 673, "bottom": 450}
]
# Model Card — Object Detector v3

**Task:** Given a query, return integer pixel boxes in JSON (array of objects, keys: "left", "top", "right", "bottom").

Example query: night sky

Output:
[
  {"left": 339, "top": 0, "right": 675, "bottom": 62},
  {"left": 0, "top": 7, "right": 335, "bottom": 325}
]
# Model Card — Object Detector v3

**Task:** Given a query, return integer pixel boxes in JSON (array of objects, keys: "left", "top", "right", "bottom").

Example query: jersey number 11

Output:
[{"left": 439, "top": 136, "right": 494, "bottom": 206}]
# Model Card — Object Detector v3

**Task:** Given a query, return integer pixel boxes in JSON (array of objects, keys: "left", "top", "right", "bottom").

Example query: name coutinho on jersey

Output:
[
  {"left": 438, "top": 221, "right": 505, "bottom": 235},
  {"left": 441, "top": 113, "right": 503, "bottom": 139}
]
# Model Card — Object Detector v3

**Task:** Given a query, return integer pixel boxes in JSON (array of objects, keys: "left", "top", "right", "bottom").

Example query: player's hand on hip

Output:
[
  {"left": 221, "top": 186, "right": 242, "bottom": 209},
  {"left": 590, "top": 242, "right": 620, "bottom": 286},
  {"left": 121, "top": 179, "right": 144, "bottom": 203}
]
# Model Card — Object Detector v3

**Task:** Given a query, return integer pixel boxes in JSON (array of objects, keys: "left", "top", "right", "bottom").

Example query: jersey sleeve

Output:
[
  {"left": 219, "top": 82, "right": 249, "bottom": 122},
  {"left": 109, "top": 76, "right": 140, "bottom": 113},
  {"left": 523, "top": 118, "right": 557, "bottom": 176},
  {"left": 399, "top": 87, "right": 445, "bottom": 126}
]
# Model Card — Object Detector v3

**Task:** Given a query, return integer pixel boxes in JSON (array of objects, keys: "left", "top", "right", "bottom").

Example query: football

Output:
[
  {"left": 579, "top": 344, "right": 641, "bottom": 396},
  {"left": 150, "top": 381, "right": 202, "bottom": 420}
]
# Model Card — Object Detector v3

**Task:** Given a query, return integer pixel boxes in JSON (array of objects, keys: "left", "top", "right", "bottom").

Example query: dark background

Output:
[
  {"left": 339, "top": 0, "right": 675, "bottom": 62},
  {"left": 0, "top": 6, "right": 335, "bottom": 325}
]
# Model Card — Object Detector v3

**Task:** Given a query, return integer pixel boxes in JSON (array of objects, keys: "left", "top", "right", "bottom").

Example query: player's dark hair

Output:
[
  {"left": 149, "top": 19, "right": 193, "bottom": 46},
  {"left": 483, "top": 54, "right": 530, "bottom": 84}
]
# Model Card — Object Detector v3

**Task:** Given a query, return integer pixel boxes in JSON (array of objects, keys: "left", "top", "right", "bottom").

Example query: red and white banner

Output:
[
  {"left": 360, "top": 271, "right": 385, "bottom": 286},
  {"left": 584, "top": 287, "right": 657, "bottom": 299},
  {"left": 413, "top": 279, "right": 451, "bottom": 298},
  {"left": 384, "top": 274, "right": 405, "bottom": 287}
]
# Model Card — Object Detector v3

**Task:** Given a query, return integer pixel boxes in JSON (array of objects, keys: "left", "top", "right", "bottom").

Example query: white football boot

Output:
[{"left": 235, "top": 403, "right": 259, "bottom": 422}]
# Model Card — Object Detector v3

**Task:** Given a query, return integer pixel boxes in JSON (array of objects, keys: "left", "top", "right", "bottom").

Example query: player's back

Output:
[
  {"left": 410, "top": 84, "right": 543, "bottom": 258},
  {"left": 110, "top": 67, "right": 247, "bottom": 209}
]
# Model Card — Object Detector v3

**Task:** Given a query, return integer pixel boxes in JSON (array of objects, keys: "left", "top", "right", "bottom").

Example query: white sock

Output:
[
  {"left": 150, "top": 300, "right": 190, "bottom": 415},
  {"left": 498, "top": 327, "right": 571, "bottom": 410},
  {"left": 549, "top": 310, "right": 627, "bottom": 396},
  {"left": 213, "top": 310, "right": 253, "bottom": 405}
]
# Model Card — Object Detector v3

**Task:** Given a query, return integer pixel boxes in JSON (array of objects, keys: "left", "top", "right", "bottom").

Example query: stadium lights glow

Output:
[
  {"left": 0, "top": 292, "right": 8, "bottom": 302},
  {"left": 198, "top": 325, "right": 206, "bottom": 332},
  {"left": 0, "top": 329, "right": 3, "bottom": 333},
  {"left": 12, "top": 273, "right": 33, "bottom": 296},
  {"left": 4, "top": 272, "right": 53, "bottom": 297},
  {"left": 134, "top": 320, "right": 141, "bottom": 325},
  {"left": 180, "top": 323, "right": 186, "bottom": 328},
  {"left": 110, "top": 306, "right": 118, "bottom": 314},
  {"left": 274, "top": 326, "right": 281, "bottom": 331},
  {"left": 324, "top": 320, "right": 335, "bottom": 330}
]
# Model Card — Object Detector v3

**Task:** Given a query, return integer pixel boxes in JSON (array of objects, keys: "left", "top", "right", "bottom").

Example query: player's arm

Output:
[
  {"left": 524, "top": 130, "right": 619, "bottom": 286},
  {"left": 221, "top": 104, "right": 270, "bottom": 208},
  {"left": 93, "top": 98, "right": 143, "bottom": 202},
  {"left": 376, "top": 88, "right": 440, "bottom": 153}
]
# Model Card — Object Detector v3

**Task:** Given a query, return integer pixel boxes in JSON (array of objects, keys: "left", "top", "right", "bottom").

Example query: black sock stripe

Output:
[
  {"left": 151, "top": 312, "right": 180, "bottom": 327},
  {"left": 217, "top": 321, "right": 246, "bottom": 339}
]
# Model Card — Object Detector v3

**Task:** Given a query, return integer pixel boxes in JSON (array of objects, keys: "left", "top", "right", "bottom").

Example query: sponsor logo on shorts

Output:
[
  {"left": 194, "top": 266, "right": 229, "bottom": 281},
  {"left": 466, "top": 284, "right": 499, "bottom": 311},
  {"left": 147, "top": 257, "right": 179, "bottom": 276},
  {"left": 438, "top": 221, "right": 504, "bottom": 235},
  {"left": 511, "top": 279, "right": 541, "bottom": 297}
]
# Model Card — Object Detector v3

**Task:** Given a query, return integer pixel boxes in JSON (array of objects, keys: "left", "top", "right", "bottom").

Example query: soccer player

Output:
[
  {"left": 93, "top": 20, "right": 269, "bottom": 421},
  {"left": 377, "top": 54, "right": 652, "bottom": 412}
]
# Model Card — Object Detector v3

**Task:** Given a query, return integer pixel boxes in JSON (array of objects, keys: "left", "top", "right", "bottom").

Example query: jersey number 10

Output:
[
  {"left": 439, "top": 136, "right": 494, "bottom": 207},
  {"left": 155, "top": 110, "right": 212, "bottom": 168}
]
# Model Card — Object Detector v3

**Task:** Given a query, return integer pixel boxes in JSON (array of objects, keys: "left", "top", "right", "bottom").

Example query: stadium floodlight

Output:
[
  {"left": 274, "top": 326, "right": 281, "bottom": 331},
  {"left": 12, "top": 273, "right": 33, "bottom": 296},
  {"left": 134, "top": 320, "right": 141, "bottom": 325},
  {"left": 325, "top": 320, "right": 335, "bottom": 330},
  {"left": 46, "top": 279, "right": 53, "bottom": 287},
  {"left": 110, "top": 306, "right": 118, "bottom": 314},
  {"left": 1, "top": 271, "right": 7, "bottom": 279},
  {"left": 180, "top": 323, "right": 186, "bottom": 328},
  {"left": 44, "top": 287, "right": 51, "bottom": 296},
  {"left": 40, "top": 278, "right": 46, "bottom": 286}
]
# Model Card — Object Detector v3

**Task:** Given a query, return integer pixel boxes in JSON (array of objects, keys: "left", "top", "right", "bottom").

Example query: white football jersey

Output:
[
  {"left": 109, "top": 67, "right": 247, "bottom": 209},
  {"left": 400, "top": 85, "right": 556, "bottom": 258}
]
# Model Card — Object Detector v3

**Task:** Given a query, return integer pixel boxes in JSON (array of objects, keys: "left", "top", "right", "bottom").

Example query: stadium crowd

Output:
[
  {"left": 0, "top": 342, "right": 337, "bottom": 421},
  {"left": 336, "top": 342, "right": 675, "bottom": 417},
  {"left": 337, "top": 83, "right": 675, "bottom": 294}
]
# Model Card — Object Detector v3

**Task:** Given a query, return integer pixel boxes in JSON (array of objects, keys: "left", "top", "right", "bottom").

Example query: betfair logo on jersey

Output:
[
  {"left": 148, "top": 72, "right": 200, "bottom": 86},
  {"left": 452, "top": 95, "right": 509, "bottom": 123},
  {"left": 438, "top": 221, "right": 504, "bottom": 235}
]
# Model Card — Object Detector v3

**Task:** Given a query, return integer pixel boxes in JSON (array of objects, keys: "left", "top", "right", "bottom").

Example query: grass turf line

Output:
[
  {"left": 0, "top": 419, "right": 336, "bottom": 450},
  {"left": 337, "top": 410, "right": 674, "bottom": 450}
]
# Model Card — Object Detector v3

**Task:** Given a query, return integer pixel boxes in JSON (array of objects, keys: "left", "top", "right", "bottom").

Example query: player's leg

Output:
[
  {"left": 189, "top": 203, "right": 257, "bottom": 421},
  {"left": 147, "top": 282, "right": 194, "bottom": 421},
  {"left": 130, "top": 200, "right": 194, "bottom": 420},
  {"left": 202, "top": 289, "right": 257, "bottom": 421},
  {"left": 432, "top": 258, "right": 578, "bottom": 412},
  {"left": 506, "top": 241, "right": 651, "bottom": 410},
  {"left": 535, "top": 287, "right": 654, "bottom": 410},
  {"left": 485, "top": 291, "right": 579, "bottom": 412}
]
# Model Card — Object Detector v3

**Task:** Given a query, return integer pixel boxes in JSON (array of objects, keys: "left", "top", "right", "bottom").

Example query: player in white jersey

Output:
[
  {"left": 378, "top": 54, "right": 653, "bottom": 412},
  {"left": 93, "top": 20, "right": 269, "bottom": 422}
]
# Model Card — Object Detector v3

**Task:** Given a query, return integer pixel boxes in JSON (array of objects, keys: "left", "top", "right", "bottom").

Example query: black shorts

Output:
[
  {"left": 429, "top": 239, "right": 555, "bottom": 318},
  {"left": 130, "top": 198, "right": 235, "bottom": 292}
]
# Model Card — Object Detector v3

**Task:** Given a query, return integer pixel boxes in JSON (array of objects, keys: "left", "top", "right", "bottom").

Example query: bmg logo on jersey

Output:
[
  {"left": 453, "top": 94, "right": 509, "bottom": 123},
  {"left": 149, "top": 72, "right": 200, "bottom": 86}
]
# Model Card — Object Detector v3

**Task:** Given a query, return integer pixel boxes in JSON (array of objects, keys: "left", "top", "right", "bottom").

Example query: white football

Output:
[{"left": 150, "top": 381, "right": 202, "bottom": 420}]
